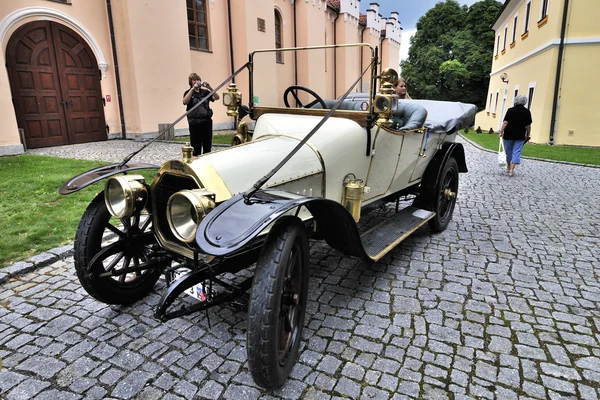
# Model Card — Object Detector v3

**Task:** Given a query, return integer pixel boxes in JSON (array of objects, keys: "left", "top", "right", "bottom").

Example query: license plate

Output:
[{"left": 171, "top": 269, "right": 207, "bottom": 302}]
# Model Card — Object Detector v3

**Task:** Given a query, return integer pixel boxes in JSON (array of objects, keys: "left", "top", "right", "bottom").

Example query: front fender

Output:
[
  {"left": 196, "top": 190, "right": 368, "bottom": 259},
  {"left": 59, "top": 163, "right": 159, "bottom": 195}
]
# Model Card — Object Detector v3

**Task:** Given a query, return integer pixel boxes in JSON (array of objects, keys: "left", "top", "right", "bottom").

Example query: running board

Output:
[{"left": 361, "top": 207, "right": 434, "bottom": 261}]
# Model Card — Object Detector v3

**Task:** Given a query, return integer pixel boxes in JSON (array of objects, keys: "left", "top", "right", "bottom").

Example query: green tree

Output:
[{"left": 401, "top": 0, "right": 502, "bottom": 109}]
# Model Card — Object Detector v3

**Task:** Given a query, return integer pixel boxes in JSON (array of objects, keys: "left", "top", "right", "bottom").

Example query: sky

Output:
[{"left": 359, "top": 0, "right": 480, "bottom": 64}]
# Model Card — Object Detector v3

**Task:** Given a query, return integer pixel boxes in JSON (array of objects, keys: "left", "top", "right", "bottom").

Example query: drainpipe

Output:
[
  {"left": 227, "top": 0, "right": 235, "bottom": 83},
  {"left": 379, "top": 34, "right": 385, "bottom": 75},
  {"left": 226, "top": 0, "right": 237, "bottom": 128},
  {"left": 106, "top": 0, "right": 126, "bottom": 139},
  {"left": 360, "top": 25, "right": 365, "bottom": 92},
  {"left": 332, "top": 11, "right": 339, "bottom": 97},
  {"left": 549, "top": 0, "right": 570, "bottom": 144},
  {"left": 293, "top": 0, "right": 298, "bottom": 87}
]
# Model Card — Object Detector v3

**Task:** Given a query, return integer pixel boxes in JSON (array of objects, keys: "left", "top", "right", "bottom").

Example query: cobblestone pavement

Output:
[{"left": 2, "top": 138, "right": 600, "bottom": 399}]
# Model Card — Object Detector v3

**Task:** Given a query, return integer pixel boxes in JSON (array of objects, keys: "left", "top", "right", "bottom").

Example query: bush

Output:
[
  {"left": 476, "top": 126, "right": 482, "bottom": 134},
  {"left": 463, "top": 127, "right": 469, "bottom": 133},
  {"left": 488, "top": 128, "right": 494, "bottom": 134}
]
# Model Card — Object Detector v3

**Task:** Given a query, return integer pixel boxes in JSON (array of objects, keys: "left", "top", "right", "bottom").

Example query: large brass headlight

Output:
[
  {"left": 167, "top": 189, "right": 216, "bottom": 243},
  {"left": 105, "top": 175, "right": 147, "bottom": 219}
]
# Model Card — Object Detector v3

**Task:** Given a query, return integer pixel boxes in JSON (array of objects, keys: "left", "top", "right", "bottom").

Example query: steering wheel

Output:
[{"left": 283, "top": 85, "right": 327, "bottom": 109}]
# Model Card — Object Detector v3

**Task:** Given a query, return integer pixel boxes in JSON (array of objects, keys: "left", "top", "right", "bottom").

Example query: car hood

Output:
[{"left": 188, "top": 113, "right": 368, "bottom": 200}]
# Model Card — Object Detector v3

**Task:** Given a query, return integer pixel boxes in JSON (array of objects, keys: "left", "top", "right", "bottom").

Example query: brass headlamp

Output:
[
  {"left": 375, "top": 68, "right": 399, "bottom": 128},
  {"left": 222, "top": 83, "right": 242, "bottom": 117}
]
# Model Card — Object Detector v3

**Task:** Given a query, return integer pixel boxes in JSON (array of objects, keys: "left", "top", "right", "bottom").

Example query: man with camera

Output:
[{"left": 183, "top": 73, "right": 220, "bottom": 155}]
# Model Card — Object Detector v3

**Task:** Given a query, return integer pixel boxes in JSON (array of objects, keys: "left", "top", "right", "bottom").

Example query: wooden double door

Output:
[{"left": 7, "top": 21, "right": 106, "bottom": 149}]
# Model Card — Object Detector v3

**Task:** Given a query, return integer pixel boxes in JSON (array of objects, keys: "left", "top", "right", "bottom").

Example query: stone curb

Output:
[
  {"left": 459, "top": 133, "right": 600, "bottom": 169},
  {"left": 0, "top": 244, "right": 74, "bottom": 285}
]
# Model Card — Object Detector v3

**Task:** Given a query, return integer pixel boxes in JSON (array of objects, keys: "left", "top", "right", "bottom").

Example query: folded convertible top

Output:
[{"left": 343, "top": 94, "right": 477, "bottom": 134}]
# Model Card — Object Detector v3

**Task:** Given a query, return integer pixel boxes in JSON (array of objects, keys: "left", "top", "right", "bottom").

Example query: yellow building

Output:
[
  {"left": 475, "top": 0, "right": 600, "bottom": 146},
  {"left": 0, "top": 0, "right": 402, "bottom": 156}
]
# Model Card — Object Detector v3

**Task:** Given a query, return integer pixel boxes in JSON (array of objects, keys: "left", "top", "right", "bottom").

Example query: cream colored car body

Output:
[{"left": 191, "top": 113, "right": 449, "bottom": 206}]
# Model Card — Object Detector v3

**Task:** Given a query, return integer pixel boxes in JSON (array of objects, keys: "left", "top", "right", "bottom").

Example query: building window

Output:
[
  {"left": 512, "top": 15, "right": 518, "bottom": 43},
  {"left": 496, "top": 35, "right": 500, "bottom": 56},
  {"left": 188, "top": 0, "right": 209, "bottom": 51},
  {"left": 523, "top": 1, "right": 531, "bottom": 34},
  {"left": 47, "top": 0, "right": 71, "bottom": 4},
  {"left": 513, "top": 86, "right": 519, "bottom": 105},
  {"left": 488, "top": 93, "right": 493, "bottom": 112},
  {"left": 503, "top": 26, "right": 508, "bottom": 51},
  {"left": 494, "top": 92, "right": 499, "bottom": 114},
  {"left": 275, "top": 10, "right": 283, "bottom": 63},
  {"left": 541, "top": 0, "right": 549, "bottom": 19},
  {"left": 528, "top": 86, "right": 535, "bottom": 109}
]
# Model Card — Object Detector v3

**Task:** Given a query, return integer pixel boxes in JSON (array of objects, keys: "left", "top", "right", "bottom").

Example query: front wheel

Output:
[
  {"left": 74, "top": 192, "right": 165, "bottom": 305},
  {"left": 247, "top": 218, "right": 309, "bottom": 389}
]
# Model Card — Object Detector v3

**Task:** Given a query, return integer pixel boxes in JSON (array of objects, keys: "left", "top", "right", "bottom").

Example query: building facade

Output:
[
  {"left": 475, "top": 0, "right": 599, "bottom": 146},
  {"left": 0, "top": 0, "right": 402, "bottom": 155}
]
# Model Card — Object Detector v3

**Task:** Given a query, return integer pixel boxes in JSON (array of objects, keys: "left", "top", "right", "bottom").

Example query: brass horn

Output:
[{"left": 379, "top": 68, "right": 399, "bottom": 87}]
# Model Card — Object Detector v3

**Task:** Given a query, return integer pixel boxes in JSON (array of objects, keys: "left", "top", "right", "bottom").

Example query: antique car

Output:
[{"left": 60, "top": 44, "right": 476, "bottom": 389}]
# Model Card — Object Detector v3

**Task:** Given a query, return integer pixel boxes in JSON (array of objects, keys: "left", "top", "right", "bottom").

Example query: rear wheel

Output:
[
  {"left": 74, "top": 192, "right": 165, "bottom": 304},
  {"left": 413, "top": 157, "right": 459, "bottom": 232},
  {"left": 247, "top": 218, "right": 309, "bottom": 389},
  {"left": 427, "top": 157, "right": 459, "bottom": 232}
]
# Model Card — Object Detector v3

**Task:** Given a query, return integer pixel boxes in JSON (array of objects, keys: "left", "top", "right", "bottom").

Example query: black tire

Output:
[
  {"left": 426, "top": 157, "right": 459, "bottom": 232},
  {"left": 247, "top": 218, "right": 309, "bottom": 389},
  {"left": 74, "top": 192, "right": 164, "bottom": 305}
]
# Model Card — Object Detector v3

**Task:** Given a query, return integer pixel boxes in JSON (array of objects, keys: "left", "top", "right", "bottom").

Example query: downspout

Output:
[
  {"left": 332, "top": 11, "right": 339, "bottom": 97},
  {"left": 549, "top": 0, "right": 570, "bottom": 144},
  {"left": 379, "top": 33, "right": 384, "bottom": 75},
  {"left": 360, "top": 25, "right": 365, "bottom": 92},
  {"left": 227, "top": 0, "right": 237, "bottom": 128},
  {"left": 227, "top": 0, "right": 235, "bottom": 83},
  {"left": 294, "top": 1, "right": 298, "bottom": 87},
  {"left": 106, "top": 0, "right": 126, "bottom": 139}
]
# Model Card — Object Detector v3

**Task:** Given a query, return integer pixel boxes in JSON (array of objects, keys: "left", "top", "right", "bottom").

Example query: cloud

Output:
[{"left": 398, "top": 29, "right": 416, "bottom": 70}]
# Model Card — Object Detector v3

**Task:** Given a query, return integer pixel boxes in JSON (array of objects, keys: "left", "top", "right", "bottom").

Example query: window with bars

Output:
[
  {"left": 188, "top": 0, "right": 209, "bottom": 51},
  {"left": 275, "top": 10, "right": 283, "bottom": 63}
]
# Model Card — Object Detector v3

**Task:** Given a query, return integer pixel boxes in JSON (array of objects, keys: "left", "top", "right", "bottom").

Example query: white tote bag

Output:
[{"left": 498, "top": 139, "right": 507, "bottom": 168}]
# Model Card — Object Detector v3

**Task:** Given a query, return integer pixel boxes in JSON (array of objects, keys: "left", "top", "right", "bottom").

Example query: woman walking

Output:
[{"left": 499, "top": 94, "right": 532, "bottom": 177}]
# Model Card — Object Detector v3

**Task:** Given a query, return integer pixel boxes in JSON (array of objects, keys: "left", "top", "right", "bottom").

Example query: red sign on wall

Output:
[{"left": 106, "top": 95, "right": 111, "bottom": 102}]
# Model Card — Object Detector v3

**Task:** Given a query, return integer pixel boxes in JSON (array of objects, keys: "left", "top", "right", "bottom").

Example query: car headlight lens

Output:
[
  {"left": 105, "top": 175, "right": 147, "bottom": 219},
  {"left": 167, "top": 189, "right": 216, "bottom": 243},
  {"left": 375, "top": 96, "right": 390, "bottom": 112},
  {"left": 222, "top": 92, "right": 234, "bottom": 106}
]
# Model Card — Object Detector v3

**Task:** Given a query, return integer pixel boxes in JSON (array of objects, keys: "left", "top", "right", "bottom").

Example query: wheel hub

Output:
[{"left": 443, "top": 189, "right": 456, "bottom": 201}]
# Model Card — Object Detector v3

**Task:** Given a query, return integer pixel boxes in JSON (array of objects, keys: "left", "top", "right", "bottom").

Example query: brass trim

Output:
[
  {"left": 259, "top": 134, "right": 327, "bottom": 197},
  {"left": 494, "top": 55, "right": 499, "bottom": 60},
  {"left": 537, "top": 16, "right": 548, "bottom": 28},
  {"left": 193, "top": 159, "right": 233, "bottom": 203},
  {"left": 510, "top": 41, "right": 516, "bottom": 49},
  {"left": 501, "top": 49, "right": 506, "bottom": 55},
  {"left": 364, "top": 212, "right": 435, "bottom": 262},
  {"left": 521, "top": 31, "right": 529, "bottom": 40}
]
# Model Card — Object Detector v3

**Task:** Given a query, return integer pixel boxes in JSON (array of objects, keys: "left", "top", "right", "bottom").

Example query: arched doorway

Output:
[{"left": 6, "top": 21, "right": 106, "bottom": 149}]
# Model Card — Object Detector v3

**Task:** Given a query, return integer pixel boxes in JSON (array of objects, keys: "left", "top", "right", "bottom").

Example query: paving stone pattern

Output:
[{"left": 1, "top": 138, "right": 599, "bottom": 399}]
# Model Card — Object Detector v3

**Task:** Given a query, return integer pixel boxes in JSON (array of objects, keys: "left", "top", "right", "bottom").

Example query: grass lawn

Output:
[
  {"left": 0, "top": 155, "right": 157, "bottom": 267},
  {"left": 174, "top": 133, "right": 235, "bottom": 145},
  {"left": 461, "top": 130, "right": 600, "bottom": 166}
]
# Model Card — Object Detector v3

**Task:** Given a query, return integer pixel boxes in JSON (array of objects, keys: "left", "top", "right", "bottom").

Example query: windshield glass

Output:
[{"left": 250, "top": 44, "right": 373, "bottom": 111}]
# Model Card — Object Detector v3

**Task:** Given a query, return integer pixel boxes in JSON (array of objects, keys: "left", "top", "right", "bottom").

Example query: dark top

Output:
[
  {"left": 503, "top": 104, "right": 532, "bottom": 140},
  {"left": 184, "top": 88, "right": 214, "bottom": 125}
]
